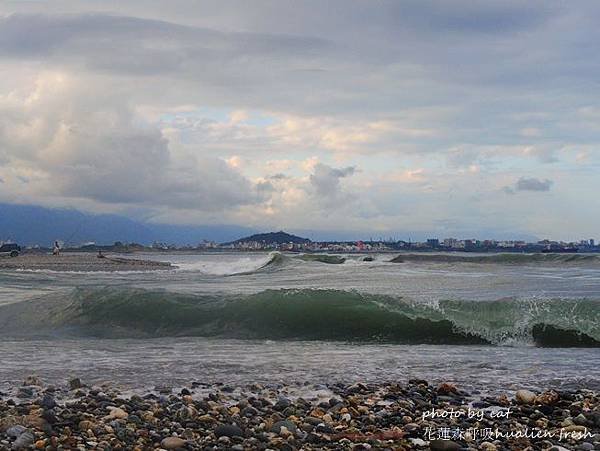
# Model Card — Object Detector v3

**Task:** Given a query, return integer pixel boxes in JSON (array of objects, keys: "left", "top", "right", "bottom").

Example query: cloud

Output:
[
  {"left": 520, "top": 146, "right": 558, "bottom": 164},
  {"left": 309, "top": 163, "right": 356, "bottom": 198},
  {"left": 0, "top": 71, "right": 267, "bottom": 212},
  {"left": 504, "top": 177, "right": 554, "bottom": 194},
  {"left": 0, "top": 3, "right": 599, "bottom": 237},
  {"left": 0, "top": 13, "right": 327, "bottom": 73},
  {"left": 446, "top": 148, "right": 480, "bottom": 168},
  {"left": 0, "top": 12, "right": 335, "bottom": 115},
  {"left": 516, "top": 177, "right": 554, "bottom": 192},
  {"left": 520, "top": 127, "right": 542, "bottom": 138},
  {"left": 268, "top": 173, "right": 289, "bottom": 180},
  {"left": 384, "top": 168, "right": 426, "bottom": 183}
]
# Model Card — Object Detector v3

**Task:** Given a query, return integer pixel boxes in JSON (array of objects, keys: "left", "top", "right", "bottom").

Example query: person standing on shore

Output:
[{"left": 53, "top": 240, "right": 61, "bottom": 256}]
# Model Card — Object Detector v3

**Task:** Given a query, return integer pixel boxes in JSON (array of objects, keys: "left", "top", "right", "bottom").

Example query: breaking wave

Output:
[
  {"left": 176, "top": 252, "right": 287, "bottom": 275},
  {"left": 161, "top": 251, "right": 600, "bottom": 278},
  {"left": 175, "top": 252, "right": 600, "bottom": 277},
  {"left": 298, "top": 254, "right": 347, "bottom": 264},
  {"left": 390, "top": 253, "right": 600, "bottom": 264},
  {"left": 1, "top": 288, "right": 598, "bottom": 347},
  {"left": 174, "top": 253, "right": 351, "bottom": 276}
]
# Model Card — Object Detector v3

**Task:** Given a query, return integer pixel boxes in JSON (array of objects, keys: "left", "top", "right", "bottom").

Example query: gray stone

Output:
[
  {"left": 429, "top": 440, "right": 462, "bottom": 451},
  {"left": 23, "top": 375, "right": 41, "bottom": 386},
  {"left": 161, "top": 437, "right": 187, "bottom": 449},
  {"left": 11, "top": 431, "right": 35, "bottom": 450},
  {"left": 5, "top": 426, "right": 27, "bottom": 439},
  {"left": 271, "top": 420, "right": 297, "bottom": 435},
  {"left": 69, "top": 378, "right": 83, "bottom": 390},
  {"left": 40, "top": 393, "right": 56, "bottom": 410},
  {"left": 574, "top": 413, "right": 589, "bottom": 425},
  {"left": 515, "top": 389, "right": 536, "bottom": 405},
  {"left": 17, "top": 387, "right": 33, "bottom": 398},
  {"left": 304, "top": 416, "right": 322, "bottom": 426},
  {"left": 215, "top": 424, "right": 244, "bottom": 438},
  {"left": 274, "top": 397, "right": 291, "bottom": 411}
]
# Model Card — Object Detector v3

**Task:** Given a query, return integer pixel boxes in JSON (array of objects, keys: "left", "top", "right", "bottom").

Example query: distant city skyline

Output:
[
  {"left": 1, "top": 1, "right": 599, "bottom": 238},
  {"left": 1, "top": 202, "right": 598, "bottom": 248}
]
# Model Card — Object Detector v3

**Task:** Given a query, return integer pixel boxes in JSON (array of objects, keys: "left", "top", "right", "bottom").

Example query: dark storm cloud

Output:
[
  {"left": 504, "top": 177, "right": 554, "bottom": 194},
  {"left": 377, "top": 0, "right": 554, "bottom": 34},
  {"left": 516, "top": 177, "right": 553, "bottom": 192},
  {"left": 0, "top": 13, "right": 329, "bottom": 75},
  {"left": 1, "top": 4, "right": 599, "bottom": 122}
]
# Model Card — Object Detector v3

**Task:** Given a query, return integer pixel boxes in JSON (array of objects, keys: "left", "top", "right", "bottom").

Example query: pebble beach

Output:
[{"left": 1, "top": 378, "right": 598, "bottom": 450}]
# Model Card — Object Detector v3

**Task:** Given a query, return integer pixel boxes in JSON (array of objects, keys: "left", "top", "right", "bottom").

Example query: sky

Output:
[{"left": 0, "top": 0, "right": 599, "bottom": 240}]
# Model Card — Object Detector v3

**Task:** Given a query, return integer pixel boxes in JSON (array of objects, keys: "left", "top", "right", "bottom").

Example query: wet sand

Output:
[{"left": 0, "top": 253, "right": 173, "bottom": 272}]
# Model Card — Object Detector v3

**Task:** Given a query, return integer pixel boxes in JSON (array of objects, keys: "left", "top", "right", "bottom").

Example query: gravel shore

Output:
[
  {"left": 1, "top": 378, "right": 598, "bottom": 450},
  {"left": 0, "top": 253, "right": 173, "bottom": 272}
]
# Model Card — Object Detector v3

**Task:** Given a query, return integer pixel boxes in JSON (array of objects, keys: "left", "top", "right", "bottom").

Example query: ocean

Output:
[{"left": 1, "top": 251, "right": 599, "bottom": 396}]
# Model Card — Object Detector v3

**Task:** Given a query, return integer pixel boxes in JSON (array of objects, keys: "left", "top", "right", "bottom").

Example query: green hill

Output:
[{"left": 226, "top": 231, "right": 311, "bottom": 245}]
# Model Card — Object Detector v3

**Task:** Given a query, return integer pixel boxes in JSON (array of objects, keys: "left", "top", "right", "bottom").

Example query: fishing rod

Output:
[{"left": 63, "top": 215, "right": 88, "bottom": 248}]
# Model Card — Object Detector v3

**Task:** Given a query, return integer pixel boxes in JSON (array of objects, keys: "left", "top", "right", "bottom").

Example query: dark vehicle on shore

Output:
[{"left": 0, "top": 243, "right": 21, "bottom": 257}]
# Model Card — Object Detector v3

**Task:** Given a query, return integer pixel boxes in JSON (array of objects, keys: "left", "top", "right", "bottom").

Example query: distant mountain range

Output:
[
  {"left": 225, "top": 231, "right": 311, "bottom": 245},
  {"left": 0, "top": 202, "right": 542, "bottom": 247},
  {"left": 0, "top": 203, "right": 256, "bottom": 246}
]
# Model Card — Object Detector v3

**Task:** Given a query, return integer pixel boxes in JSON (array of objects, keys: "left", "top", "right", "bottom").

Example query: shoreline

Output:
[
  {"left": 1, "top": 379, "right": 598, "bottom": 450},
  {"left": 0, "top": 253, "right": 174, "bottom": 272}
]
